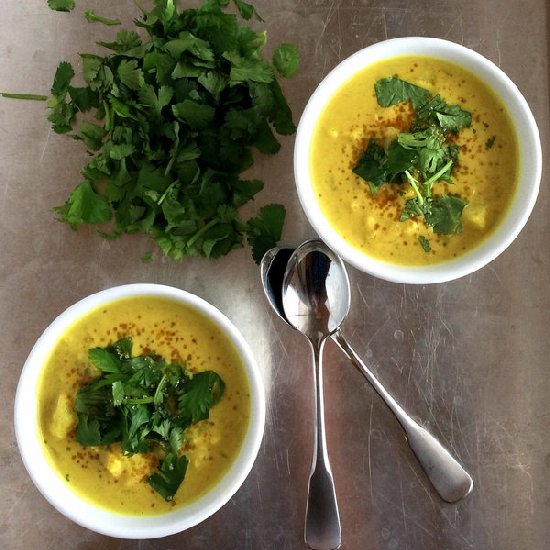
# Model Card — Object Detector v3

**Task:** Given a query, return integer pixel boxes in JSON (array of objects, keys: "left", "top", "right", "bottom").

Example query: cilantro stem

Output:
[
  {"left": 157, "top": 182, "right": 177, "bottom": 206},
  {"left": 186, "top": 218, "right": 220, "bottom": 248},
  {"left": 124, "top": 396, "right": 154, "bottom": 405},
  {"left": 85, "top": 10, "right": 121, "bottom": 26},
  {"left": 423, "top": 159, "right": 453, "bottom": 195},
  {"left": 405, "top": 170, "right": 424, "bottom": 205},
  {"left": 164, "top": 149, "right": 178, "bottom": 176},
  {"left": 153, "top": 374, "right": 168, "bottom": 408},
  {"left": 102, "top": 100, "right": 112, "bottom": 132},
  {"left": 1, "top": 93, "right": 47, "bottom": 101}
]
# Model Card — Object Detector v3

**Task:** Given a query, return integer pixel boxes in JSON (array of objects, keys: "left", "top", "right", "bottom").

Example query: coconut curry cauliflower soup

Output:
[
  {"left": 309, "top": 55, "right": 519, "bottom": 265},
  {"left": 37, "top": 295, "right": 250, "bottom": 516}
]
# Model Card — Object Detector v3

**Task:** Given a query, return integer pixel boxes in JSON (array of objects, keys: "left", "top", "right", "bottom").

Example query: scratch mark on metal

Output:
[
  {"left": 285, "top": 447, "right": 291, "bottom": 476},
  {"left": 314, "top": 0, "right": 338, "bottom": 58},
  {"left": 398, "top": 464, "right": 409, "bottom": 538},
  {"left": 6, "top": 485, "right": 31, "bottom": 517},
  {"left": 495, "top": 25, "right": 502, "bottom": 67},
  {"left": 367, "top": 400, "right": 374, "bottom": 498},
  {"left": 382, "top": 12, "right": 388, "bottom": 40},
  {"left": 39, "top": 127, "right": 52, "bottom": 164}
]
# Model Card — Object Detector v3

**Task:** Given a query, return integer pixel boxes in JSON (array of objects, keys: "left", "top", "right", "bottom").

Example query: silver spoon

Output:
[
  {"left": 282, "top": 240, "right": 347, "bottom": 550},
  {"left": 262, "top": 240, "right": 473, "bottom": 504}
]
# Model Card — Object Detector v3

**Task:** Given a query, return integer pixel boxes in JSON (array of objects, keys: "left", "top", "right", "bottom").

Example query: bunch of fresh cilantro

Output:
[
  {"left": 46, "top": 0, "right": 298, "bottom": 263},
  {"left": 75, "top": 337, "right": 225, "bottom": 501},
  {"left": 353, "top": 76, "right": 472, "bottom": 251}
]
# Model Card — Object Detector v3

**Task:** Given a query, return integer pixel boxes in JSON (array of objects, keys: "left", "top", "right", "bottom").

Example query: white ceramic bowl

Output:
[
  {"left": 14, "top": 283, "right": 265, "bottom": 538},
  {"left": 294, "top": 37, "right": 542, "bottom": 284}
]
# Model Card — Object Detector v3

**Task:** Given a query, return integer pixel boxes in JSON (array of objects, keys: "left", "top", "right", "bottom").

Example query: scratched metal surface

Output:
[{"left": 1, "top": 1, "right": 549, "bottom": 549}]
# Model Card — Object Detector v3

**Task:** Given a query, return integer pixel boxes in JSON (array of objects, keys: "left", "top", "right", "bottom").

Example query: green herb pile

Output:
[
  {"left": 75, "top": 337, "right": 225, "bottom": 501},
  {"left": 353, "top": 76, "right": 472, "bottom": 252},
  {"left": 44, "top": 0, "right": 298, "bottom": 263}
]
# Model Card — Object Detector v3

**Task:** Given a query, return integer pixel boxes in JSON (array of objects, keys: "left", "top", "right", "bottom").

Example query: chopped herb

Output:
[
  {"left": 0, "top": 93, "right": 47, "bottom": 100},
  {"left": 246, "top": 204, "right": 286, "bottom": 263},
  {"left": 485, "top": 135, "right": 496, "bottom": 149},
  {"left": 354, "top": 76, "right": 471, "bottom": 237},
  {"left": 47, "top": 0, "right": 75, "bottom": 12},
  {"left": 85, "top": 10, "right": 121, "bottom": 26},
  {"left": 424, "top": 194, "right": 467, "bottom": 235},
  {"left": 273, "top": 44, "right": 299, "bottom": 78},
  {"left": 75, "top": 337, "right": 225, "bottom": 501},
  {"left": 232, "top": 0, "right": 264, "bottom": 21},
  {"left": 418, "top": 235, "right": 431, "bottom": 252},
  {"left": 5, "top": 0, "right": 297, "bottom": 264},
  {"left": 141, "top": 251, "right": 153, "bottom": 263},
  {"left": 413, "top": 94, "right": 472, "bottom": 132},
  {"left": 374, "top": 76, "right": 430, "bottom": 110}
]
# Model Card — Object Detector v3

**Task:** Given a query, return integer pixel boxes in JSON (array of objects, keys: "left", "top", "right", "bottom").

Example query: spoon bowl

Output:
[{"left": 283, "top": 241, "right": 350, "bottom": 342}]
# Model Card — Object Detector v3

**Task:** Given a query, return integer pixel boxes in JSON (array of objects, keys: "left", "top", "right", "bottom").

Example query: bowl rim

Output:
[
  {"left": 14, "top": 283, "right": 265, "bottom": 538},
  {"left": 294, "top": 36, "right": 542, "bottom": 284}
]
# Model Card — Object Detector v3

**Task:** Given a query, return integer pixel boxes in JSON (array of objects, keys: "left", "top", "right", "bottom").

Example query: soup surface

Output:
[
  {"left": 37, "top": 295, "right": 250, "bottom": 515},
  {"left": 309, "top": 55, "right": 519, "bottom": 265}
]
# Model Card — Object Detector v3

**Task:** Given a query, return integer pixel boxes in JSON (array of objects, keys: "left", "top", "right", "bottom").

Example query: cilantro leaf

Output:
[
  {"left": 51, "top": 61, "right": 75, "bottom": 97},
  {"left": 67, "top": 86, "right": 99, "bottom": 111},
  {"left": 54, "top": 180, "right": 112, "bottom": 227},
  {"left": 268, "top": 80, "right": 296, "bottom": 137},
  {"left": 88, "top": 347, "right": 123, "bottom": 373},
  {"left": 98, "top": 30, "right": 143, "bottom": 54},
  {"left": 75, "top": 415, "right": 101, "bottom": 446},
  {"left": 273, "top": 44, "right": 299, "bottom": 78},
  {"left": 117, "top": 59, "right": 145, "bottom": 91},
  {"left": 47, "top": 101, "right": 77, "bottom": 134},
  {"left": 198, "top": 71, "right": 227, "bottom": 102},
  {"left": 74, "top": 121, "right": 107, "bottom": 151},
  {"left": 172, "top": 100, "right": 216, "bottom": 129},
  {"left": 485, "top": 136, "right": 496, "bottom": 149},
  {"left": 148, "top": 453, "right": 189, "bottom": 501},
  {"left": 352, "top": 139, "right": 390, "bottom": 194},
  {"left": 225, "top": 51, "right": 275, "bottom": 84},
  {"left": 121, "top": 404, "right": 151, "bottom": 453},
  {"left": 232, "top": 0, "right": 264, "bottom": 21},
  {"left": 375, "top": 77, "right": 430, "bottom": 110},
  {"left": 246, "top": 204, "right": 286, "bottom": 264},
  {"left": 178, "top": 371, "right": 226, "bottom": 423},
  {"left": 424, "top": 195, "right": 467, "bottom": 235},
  {"left": 414, "top": 95, "right": 472, "bottom": 132},
  {"left": 400, "top": 197, "right": 427, "bottom": 222},
  {"left": 352, "top": 139, "right": 416, "bottom": 194},
  {"left": 418, "top": 235, "right": 431, "bottom": 252},
  {"left": 112, "top": 381, "right": 125, "bottom": 406},
  {"left": 385, "top": 141, "right": 418, "bottom": 176}
]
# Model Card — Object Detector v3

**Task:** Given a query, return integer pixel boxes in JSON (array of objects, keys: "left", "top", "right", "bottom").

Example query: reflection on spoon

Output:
[{"left": 262, "top": 240, "right": 473, "bottom": 504}]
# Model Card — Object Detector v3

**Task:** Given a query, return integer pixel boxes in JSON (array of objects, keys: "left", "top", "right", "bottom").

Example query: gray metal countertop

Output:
[{"left": 1, "top": 1, "right": 548, "bottom": 549}]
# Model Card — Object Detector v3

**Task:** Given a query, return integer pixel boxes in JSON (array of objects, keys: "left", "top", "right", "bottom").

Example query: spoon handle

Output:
[
  {"left": 333, "top": 330, "right": 473, "bottom": 503},
  {"left": 305, "top": 338, "right": 341, "bottom": 550}
]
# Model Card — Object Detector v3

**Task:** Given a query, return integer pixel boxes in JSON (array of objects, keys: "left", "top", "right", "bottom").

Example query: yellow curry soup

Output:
[
  {"left": 309, "top": 55, "right": 519, "bottom": 265},
  {"left": 38, "top": 295, "right": 251, "bottom": 516}
]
